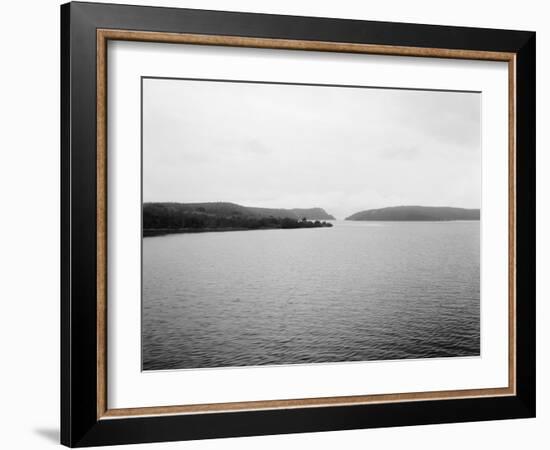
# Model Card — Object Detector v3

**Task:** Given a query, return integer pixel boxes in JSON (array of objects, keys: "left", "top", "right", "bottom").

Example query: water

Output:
[{"left": 142, "top": 221, "right": 480, "bottom": 370}]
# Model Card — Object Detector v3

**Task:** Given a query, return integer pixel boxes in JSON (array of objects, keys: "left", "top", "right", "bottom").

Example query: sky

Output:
[{"left": 143, "top": 78, "right": 481, "bottom": 220}]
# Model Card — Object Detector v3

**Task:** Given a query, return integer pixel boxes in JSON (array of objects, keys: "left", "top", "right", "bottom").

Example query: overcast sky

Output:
[{"left": 143, "top": 78, "right": 480, "bottom": 219}]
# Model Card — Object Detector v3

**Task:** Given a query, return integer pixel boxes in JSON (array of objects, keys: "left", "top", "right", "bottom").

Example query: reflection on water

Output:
[{"left": 142, "top": 221, "right": 480, "bottom": 370}]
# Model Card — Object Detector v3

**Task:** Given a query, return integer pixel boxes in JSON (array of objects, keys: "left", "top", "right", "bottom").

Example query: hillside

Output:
[
  {"left": 143, "top": 202, "right": 334, "bottom": 236},
  {"left": 247, "top": 206, "right": 335, "bottom": 220},
  {"left": 290, "top": 208, "right": 336, "bottom": 220},
  {"left": 346, "top": 206, "right": 480, "bottom": 221}
]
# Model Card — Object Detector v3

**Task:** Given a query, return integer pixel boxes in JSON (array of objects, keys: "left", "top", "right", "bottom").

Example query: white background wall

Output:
[{"left": 0, "top": 0, "right": 546, "bottom": 448}]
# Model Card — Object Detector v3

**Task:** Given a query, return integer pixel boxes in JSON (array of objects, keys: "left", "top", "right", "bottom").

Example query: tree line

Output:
[{"left": 143, "top": 204, "right": 333, "bottom": 234}]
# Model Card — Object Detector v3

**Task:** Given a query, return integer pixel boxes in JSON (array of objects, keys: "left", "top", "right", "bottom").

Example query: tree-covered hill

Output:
[
  {"left": 346, "top": 206, "right": 480, "bottom": 221},
  {"left": 143, "top": 202, "right": 334, "bottom": 236}
]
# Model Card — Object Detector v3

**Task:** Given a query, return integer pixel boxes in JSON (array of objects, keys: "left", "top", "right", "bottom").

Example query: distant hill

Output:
[
  {"left": 248, "top": 206, "right": 335, "bottom": 221},
  {"left": 144, "top": 202, "right": 335, "bottom": 220},
  {"left": 290, "top": 208, "right": 336, "bottom": 221},
  {"left": 143, "top": 202, "right": 334, "bottom": 236},
  {"left": 346, "top": 206, "right": 480, "bottom": 221}
]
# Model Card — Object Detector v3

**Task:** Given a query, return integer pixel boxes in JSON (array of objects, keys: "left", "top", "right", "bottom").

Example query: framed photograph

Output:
[{"left": 61, "top": 2, "right": 536, "bottom": 447}]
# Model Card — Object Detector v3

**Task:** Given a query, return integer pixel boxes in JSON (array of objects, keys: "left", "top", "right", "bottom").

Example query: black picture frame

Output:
[{"left": 61, "top": 1, "right": 535, "bottom": 447}]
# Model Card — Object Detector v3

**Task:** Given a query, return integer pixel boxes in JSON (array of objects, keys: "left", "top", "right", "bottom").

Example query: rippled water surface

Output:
[{"left": 142, "top": 221, "right": 479, "bottom": 370}]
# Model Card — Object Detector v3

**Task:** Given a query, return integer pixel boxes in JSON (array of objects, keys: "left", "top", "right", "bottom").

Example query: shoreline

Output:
[
  {"left": 345, "top": 219, "right": 480, "bottom": 222},
  {"left": 144, "top": 224, "right": 333, "bottom": 237},
  {"left": 144, "top": 227, "right": 250, "bottom": 237}
]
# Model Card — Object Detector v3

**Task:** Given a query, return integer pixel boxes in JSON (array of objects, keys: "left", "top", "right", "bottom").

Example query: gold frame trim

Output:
[{"left": 96, "top": 29, "right": 517, "bottom": 420}]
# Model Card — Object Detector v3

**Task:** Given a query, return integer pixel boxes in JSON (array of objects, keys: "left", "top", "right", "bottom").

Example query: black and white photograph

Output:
[
  {"left": 141, "top": 77, "right": 481, "bottom": 371},
  {"left": 52, "top": 2, "right": 538, "bottom": 447}
]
